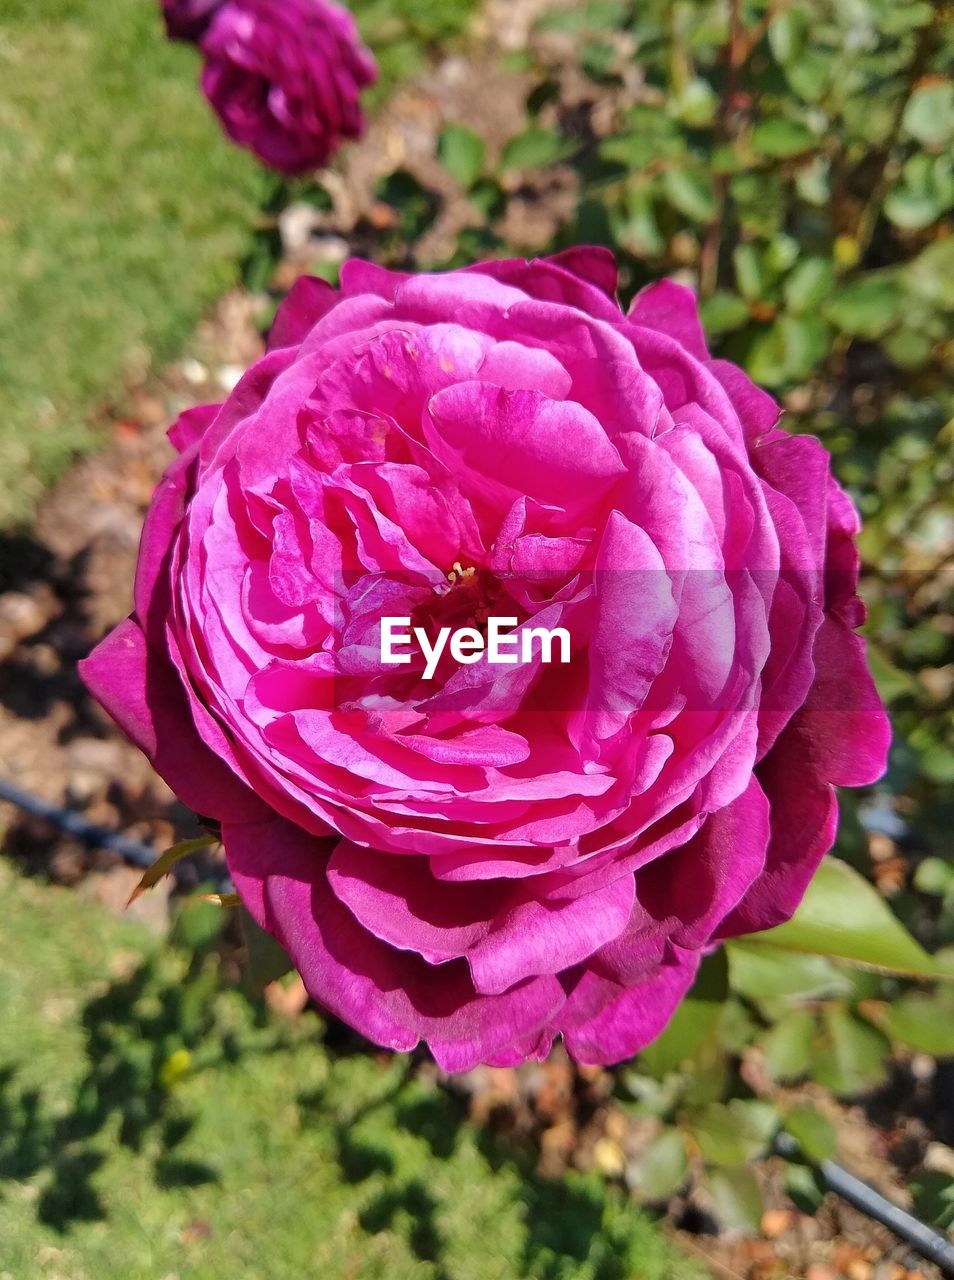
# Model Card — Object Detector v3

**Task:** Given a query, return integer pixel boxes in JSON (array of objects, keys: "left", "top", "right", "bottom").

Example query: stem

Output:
[
  {"left": 735, "top": 0, "right": 794, "bottom": 65},
  {"left": 668, "top": 0, "right": 693, "bottom": 97},
  {"left": 699, "top": 0, "right": 744, "bottom": 297}
]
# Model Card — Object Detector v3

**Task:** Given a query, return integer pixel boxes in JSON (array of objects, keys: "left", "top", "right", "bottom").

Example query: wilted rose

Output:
[
  {"left": 197, "top": 0, "right": 377, "bottom": 174},
  {"left": 81, "top": 250, "right": 889, "bottom": 1070}
]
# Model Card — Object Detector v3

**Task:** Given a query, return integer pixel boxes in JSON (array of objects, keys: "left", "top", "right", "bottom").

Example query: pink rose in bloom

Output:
[
  {"left": 197, "top": 0, "right": 377, "bottom": 174},
  {"left": 81, "top": 251, "right": 890, "bottom": 1070},
  {"left": 161, "top": 0, "right": 222, "bottom": 41}
]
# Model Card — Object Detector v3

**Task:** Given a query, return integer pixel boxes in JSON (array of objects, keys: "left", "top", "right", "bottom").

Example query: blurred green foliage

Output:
[
  {"left": 353, "top": 0, "right": 482, "bottom": 104},
  {"left": 427, "top": 0, "right": 954, "bottom": 891},
  {"left": 0, "top": 860, "right": 699, "bottom": 1279},
  {"left": 422, "top": 0, "right": 954, "bottom": 1232},
  {"left": 607, "top": 855, "right": 954, "bottom": 1229}
]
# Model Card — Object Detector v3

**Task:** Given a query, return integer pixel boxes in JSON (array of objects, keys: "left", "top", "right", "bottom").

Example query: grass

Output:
[
  {"left": 0, "top": 859, "right": 701, "bottom": 1280},
  {"left": 0, "top": 0, "right": 269, "bottom": 528},
  {"left": 0, "top": 0, "right": 485, "bottom": 530}
]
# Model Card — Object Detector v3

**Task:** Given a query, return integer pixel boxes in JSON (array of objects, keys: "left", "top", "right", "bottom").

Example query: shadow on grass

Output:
[
  {"left": 0, "top": 938, "right": 229, "bottom": 1231},
  {"left": 299, "top": 1061, "right": 639, "bottom": 1280},
  {"left": 0, "top": 896, "right": 686, "bottom": 1277}
]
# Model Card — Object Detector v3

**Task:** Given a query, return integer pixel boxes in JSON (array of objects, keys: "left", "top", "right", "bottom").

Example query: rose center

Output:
[{"left": 410, "top": 564, "right": 514, "bottom": 649}]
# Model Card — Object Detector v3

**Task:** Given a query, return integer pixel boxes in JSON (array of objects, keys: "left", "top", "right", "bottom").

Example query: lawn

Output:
[
  {"left": 0, "top": 860, "right": 699, "bottom": 1280},
  {"left": 0, "top": 0, "right": 268, "bottom": 528}
]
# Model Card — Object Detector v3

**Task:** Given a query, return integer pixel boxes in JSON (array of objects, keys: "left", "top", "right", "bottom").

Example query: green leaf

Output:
[
  {"left": 691, "top": 1100, "right": 777, "bottom": 1167},
  {"left": 764, "top": 234, "right": 799, "bottom": 277},
  {"left": 879, "top": 1, "right": 933, "bottom": 33},
  {"left": 795, "top": 156, "right": 831, "bottom": 206},
  {"left": 731, "top": 172, "right": 785, "bottom": 235},
  {"left": 171, "top": 881, "right": 225, "bottom": 952},
  {"left": 672, "top": 77, "right": 718, "bottom": 127},
  {"left": 758, "top": 1009, "right": 816, "bottom": 1081},
  {"left": 784, "top": 257, "right": 835, "bottom": 314},
  {"left": 692, "top": 1104, "right": 752, "bottom": 1167},
  {"left": 728, "top": 942, "right": 853, "bottom": 1000},
  {"left": 750, "top": 118, "right": 815, "bottom": 159},
  {"left": 911, "top": 1171, "right": 954, "bottom": 1232},
  {"left": 778, "top": 313, "right": 830, "bottom": 380},
  {"left": 745, "top": 856, "right": 942, "bottom": 978},
  {"left": 534, "top": 2, "right": 626, "bottom": 35},
  {"left": 825, "top": 277, "right": 904, "bottom": 338},
  {"left": 768, "top": 9, "right": 808, "bottom": 66},
  {"left": 747, "top": 320, "right": 788, "bottom": 388},
  {"left": 787, "top": 54, "right": 831, "bottom": 104},
  {"left": 639, "top": 950, "right": 728, "bottom": 1077},
  {"left": 620, "top": 1070, "right": 684, "bottom": 1117},
  {"left": 626, "top": 1129, "right": 689, "bottom": 1202},
  {"left": 903, "top": 83, "right": 954, "bottom": 149},
  {"left": 126, "top": 836, "right": 217, "bottom": 907},
  {"left": 905, "top": 239, "right": 954, "bottom": 310},
  {"left": 525, "top": 78, "right": 560, "bottom": 117},
  {"left": 885, "top": 185, "right": 947, "bottom": 231},
  {"left": 708, "top": 1166, "right": 763, "bottom": 1233},
  {"left": 920, "top": 745, "right": 954, "bottom": 785},
  {"left": 813, "top": 1005, "right": 891, "bottom": 1097},
  {"left": 733, "top": 243, "right": 764, "bottom": 301},
  {"left": 721, "top": 997, "right": 760, "bottom": 1053},
  {"left": 913, "top": 857, "right": 954, "bottom": 897},
  {"left": 785, "top": 1161, "right": 826, "bottom": 1214},
  {"left": 681, "top": 1032, "right": 731, "bottom": 1108},
  {"left": 310, "top": 259, "right": 340, "bottom": 286},
  {"left": 867, "top": 644, "right": 919, "bottom": 702},
  {"left": 785, "top": 1106, "right": 836, "bottom": 1162},
  {"left": 500, "top": 127, "right": 571, "bottom": 172},
  {"left": 599, "top": 108, "right": 684, "bottom": 169},
  {"left": 468, "top": 178, "right": 504, "bottom": 220},
  {"left": 581, "top": 40, "right": 616, "bottom": 83},
  {"left": 700, "top": 291, "right": 751, "bottom": 335},
  {"left": 662, "top": 167, "right": 716, "bottom": 223},
  {"left": 884, "top": 991, "right": 954, "bottom": 1056},
  {"left": 887, "top": 152, "right": 954, "bottom": 233},
  {"left": 438, "top": 125, "right": 485, "bottom": 189},
  {"left": 614, "top": 186, "right": 665, "bottom": 258},
  {"left": 241, "top": 909, "right": 294, "bottom": 993}
]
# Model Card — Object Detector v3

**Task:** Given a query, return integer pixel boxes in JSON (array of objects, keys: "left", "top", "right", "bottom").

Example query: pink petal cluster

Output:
[
  {"left": 191, "top": 0, "right": 378, "bottom": 174},
  {"left": 81, "top": 251, "right": 889, "bottom": 1070}
]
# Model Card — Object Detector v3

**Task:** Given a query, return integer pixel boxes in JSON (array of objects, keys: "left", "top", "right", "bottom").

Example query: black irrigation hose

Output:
[
  {"left": 0, "top": 776, "right": 235, "bottom": 894},
  {"left": 0, "top": 776, "right": 158, "bottom": 867},
  {"left": 775, "top": 1133, "right": 954, "bottom": 1275}
]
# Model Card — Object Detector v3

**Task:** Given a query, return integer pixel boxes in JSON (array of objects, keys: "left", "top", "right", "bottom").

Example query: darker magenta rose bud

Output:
[
  {"left": 81, "top": 251, "right": 890, "bottom": 1070},
  {"left": 197, "top": 0, "right": 378, "bottom": 174},
  {"left": 161, "top": 0, "right": 223, "bottom": 41}
]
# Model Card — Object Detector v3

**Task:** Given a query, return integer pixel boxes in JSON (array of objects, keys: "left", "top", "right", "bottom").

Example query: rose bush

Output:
[
  {"left": 195, "top": 0, "right": 377, "bottom": 174},
  {"left": 81, "top": 250, "right": 889, "bottom": 1070}
]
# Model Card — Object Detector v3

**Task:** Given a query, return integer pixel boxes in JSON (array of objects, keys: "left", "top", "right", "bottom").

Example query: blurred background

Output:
[{"left": 0, "top": 1, "right": 952, "bottom": 1277}]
